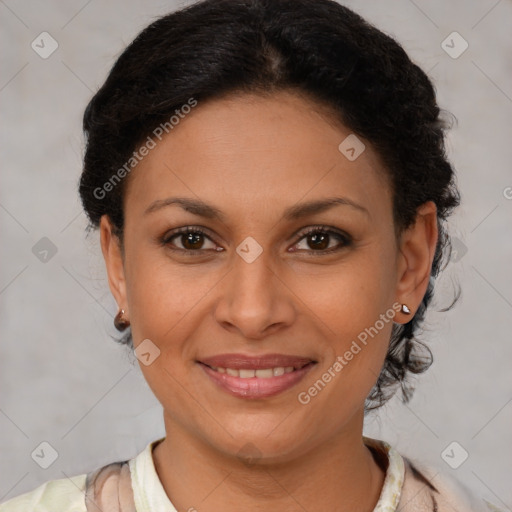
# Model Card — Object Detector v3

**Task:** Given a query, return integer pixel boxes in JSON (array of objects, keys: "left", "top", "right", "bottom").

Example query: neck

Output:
[{"left": 152, "top": 411, "right": 386, "bottom": 512}]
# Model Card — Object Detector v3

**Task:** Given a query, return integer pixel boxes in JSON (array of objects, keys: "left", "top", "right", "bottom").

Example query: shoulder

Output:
[
  {"left": 0, "top": 459, "right": 134, "bottom": 512},
  {"left": 0, "top": 473, "right": 87, "bottom": 512},
  {"left": 399, "top": 456, "right": 504, "bottom": 512},
  {"left": 0, "top": 439, "right": 161, "bottom": 512}
]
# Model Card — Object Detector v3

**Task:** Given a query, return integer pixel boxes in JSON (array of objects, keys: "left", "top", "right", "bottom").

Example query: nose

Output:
[{"left": 213, "top": 244, "right": 296, "bottom": 340}]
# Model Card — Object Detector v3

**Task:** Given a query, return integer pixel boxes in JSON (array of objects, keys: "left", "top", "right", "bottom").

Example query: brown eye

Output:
[
  {"left": 160, "top": 225, "right": 351, "bottom": 256},
  {"left": 162, "top": 227, "right": 218, "bottom": 253},
  {"left": 306, "top": 231, "right": 330, "bottom": 250},
  {"left": 293, "top": 227, "right": 352, "bottom": 254},
  {"left": 179, "top": 232, "right": 206, "bottom": 251}
]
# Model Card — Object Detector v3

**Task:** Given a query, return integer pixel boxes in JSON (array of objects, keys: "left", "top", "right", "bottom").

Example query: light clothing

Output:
[{"left": 0, "top": 437, "right": 502, "bottom": 511}]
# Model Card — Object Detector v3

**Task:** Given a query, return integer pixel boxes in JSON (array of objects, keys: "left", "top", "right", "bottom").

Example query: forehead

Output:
[{"left": 123, "top": 91, "right": 392, "bottom": 222}]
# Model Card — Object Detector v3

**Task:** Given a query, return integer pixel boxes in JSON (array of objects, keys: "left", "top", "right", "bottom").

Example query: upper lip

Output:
[{"left": 198, "top": 353, "right": 316, "bottom": 370}]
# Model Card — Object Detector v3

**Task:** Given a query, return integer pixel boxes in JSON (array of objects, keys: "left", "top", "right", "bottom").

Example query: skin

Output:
[{"left": 100, "top": 90, "right": 438, "bottom": 512}]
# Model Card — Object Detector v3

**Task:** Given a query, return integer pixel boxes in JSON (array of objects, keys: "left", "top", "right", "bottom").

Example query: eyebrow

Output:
[{"left": 144, "top": 196, "right": 369, "bottom": 221}]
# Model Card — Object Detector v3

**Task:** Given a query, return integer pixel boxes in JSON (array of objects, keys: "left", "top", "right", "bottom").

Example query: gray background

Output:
[{"left": 1, "top": 0, "right": 511, "bottom": 508}]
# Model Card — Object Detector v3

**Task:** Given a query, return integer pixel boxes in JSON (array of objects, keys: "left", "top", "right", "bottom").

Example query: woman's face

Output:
[{"left": 101, "top": 91, "right": 436, "bottom": 462}]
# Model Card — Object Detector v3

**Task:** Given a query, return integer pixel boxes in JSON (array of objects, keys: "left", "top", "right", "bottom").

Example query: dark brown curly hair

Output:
[{"left": 78, "top": 0, "right": 460, "bottom": 412}]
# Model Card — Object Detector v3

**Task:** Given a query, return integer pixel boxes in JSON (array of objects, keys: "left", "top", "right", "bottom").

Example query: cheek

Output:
[
  {"left": 290, "top": 238, "right": 397, "bottom": 330},
  {"left": 293, "top": 243, "right": 397, "bottom": 407},
  {"left": 296, "top": 290, "right": 395, "bottom": 420},
  {"left": 123, "top": 245, "right": 193, "bottom": 336}
]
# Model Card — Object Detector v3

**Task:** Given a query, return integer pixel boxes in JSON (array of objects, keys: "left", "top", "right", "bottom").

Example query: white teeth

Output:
[
  {"left": 255, "top": 368, "right": 273, "bottom": 378},
  {"left": 210, "top": 366, "right": 300, "bottom": 378}
]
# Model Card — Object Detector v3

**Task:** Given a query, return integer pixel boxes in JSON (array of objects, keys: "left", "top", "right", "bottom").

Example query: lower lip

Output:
[{"left": 198, "top": 362, "right": 316, "bottom": 399}]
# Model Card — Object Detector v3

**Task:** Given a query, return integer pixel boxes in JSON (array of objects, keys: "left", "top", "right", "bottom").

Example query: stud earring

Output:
[
  {"left": 114, "top": 309, "right": 130, "bottom": 331},
  {"left": 401, "top": 304, "right": 411, "bottom": 315}
]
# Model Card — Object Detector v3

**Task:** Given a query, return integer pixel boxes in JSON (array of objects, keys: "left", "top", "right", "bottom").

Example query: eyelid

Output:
[{"left": 293, "top": 225, "right": 350, "bottom": 240}]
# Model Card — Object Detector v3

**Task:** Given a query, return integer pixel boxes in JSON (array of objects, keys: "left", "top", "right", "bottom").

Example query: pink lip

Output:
[
  {"left": 197, "top": 361, "right": 316, "bottom": 399},
  {"left": 199, "top": 353, "right": 315, "bottom": 370}
]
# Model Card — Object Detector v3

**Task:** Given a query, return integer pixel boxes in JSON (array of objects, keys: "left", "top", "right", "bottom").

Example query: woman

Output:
[{"left": 0, "top": 0, "right": 502, "bottom": 511}]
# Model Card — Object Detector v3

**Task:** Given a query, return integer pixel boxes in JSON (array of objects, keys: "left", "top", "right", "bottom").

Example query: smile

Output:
[{"left": 197, "top": 361, "right": 316, "bottom": 399}]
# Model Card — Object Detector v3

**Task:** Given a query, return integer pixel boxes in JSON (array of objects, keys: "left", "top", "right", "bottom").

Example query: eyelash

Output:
[{"left": 160, "top": 225, "right": 353, "bottom": 256}]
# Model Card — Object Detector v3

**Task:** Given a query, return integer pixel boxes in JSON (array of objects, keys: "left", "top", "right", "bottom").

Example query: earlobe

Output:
[
  {"left": 395, "top": 201, "right": 438, "bottom": 320},
  {"left": 99, "top": 215, "right": 128, "bottom": 312}
]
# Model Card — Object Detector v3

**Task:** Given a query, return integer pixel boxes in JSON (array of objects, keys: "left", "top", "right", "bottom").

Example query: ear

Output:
[
  {"left": 394, "top": 201, "right": 438, "bottom": 322},
  {"left": 99, "top": 215, "right": 128, "bottom": 313}
]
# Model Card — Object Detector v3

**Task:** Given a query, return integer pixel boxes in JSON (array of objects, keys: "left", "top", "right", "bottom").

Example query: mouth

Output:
[{"left": 196, "top": 354, "right": 317, "bottom": 399}]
